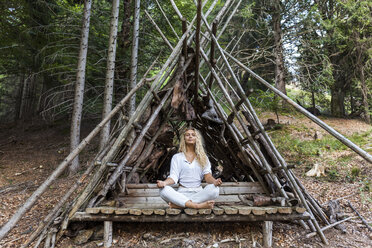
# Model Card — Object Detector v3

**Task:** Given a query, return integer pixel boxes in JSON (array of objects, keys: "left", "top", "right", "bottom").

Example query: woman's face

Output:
[{"left": 184, "top": 129, "right": 197, "bottom": 145}]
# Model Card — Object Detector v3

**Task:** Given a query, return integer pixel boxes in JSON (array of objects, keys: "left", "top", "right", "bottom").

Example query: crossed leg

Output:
[{"left": 159, "top": 184, "right": 219, "bottom": 209}]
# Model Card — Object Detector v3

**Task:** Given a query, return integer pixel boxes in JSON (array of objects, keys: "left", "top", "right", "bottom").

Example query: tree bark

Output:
[
  {"left": 19, "top": 73, "right": 36, "bottom": 120},
  {"left": 311, "top": 91, "right": 316, "bottom": 112},
  {"left": 14, "top": 74, "right": 24, "bottom": 121},
  {"left": 355, "top": 31, "right": 370, "bottom": 124},
  {"left": 272, "top": 0, "right": 286, "bottom": 96},
  {"left": 100, "top": 0, "right": 120, "bottom": 150},
  {"left": 330, "top": 87, "right": 345, "bottom": 117},
  {"left": 129, "top": 0, "right": 140, "bottom": 115},
  {"left": 117, "top": 0, "right": 132, "bottom": 100},
  {"left": 69, "top": 0, "right": 92, "bottom": 174},
  {"left": 359, "top": 67, "right": 370, "bottom": 124}
]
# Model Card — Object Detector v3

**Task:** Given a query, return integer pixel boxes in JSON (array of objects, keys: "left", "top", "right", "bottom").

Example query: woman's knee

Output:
[
  {"left": 159, "top": 185, "right": 172, "bottom": 198},
  {"left": 205, "top": 184, "right": 219, "bottom": 198}
]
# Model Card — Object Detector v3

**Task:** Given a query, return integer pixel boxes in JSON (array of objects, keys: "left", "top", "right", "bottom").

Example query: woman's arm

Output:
[
  {"left": 204, "top": 173, "right": 222, "bottom": 186},
  {"left": 157, "top": 178, "right": 175, "bottom": 188}
]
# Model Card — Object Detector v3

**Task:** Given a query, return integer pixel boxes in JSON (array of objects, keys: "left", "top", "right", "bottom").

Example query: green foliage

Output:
[
  {"left": 249, "top": 90, "right": 280, "bottom": 113},
  {"left": 269, "top": 125, "right": 371, "bottom": 158},
  {"left": 326, "top": 167, "right": 340, "bottom": 181},
  {"left": 295, "top": 0, "right": 372, "bottom": 117},
  {"left": 0, "top": 0, "right": 371, "bottom": 123},
  {"left": 359, "top": 179, "right": 371, "bottom": 193}
]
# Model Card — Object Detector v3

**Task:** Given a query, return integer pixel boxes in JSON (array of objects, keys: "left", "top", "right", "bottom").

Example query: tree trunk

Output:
[
  {"left": 359, "top": 67, "right": 370, "bottom": 124},
  {"left": 311, "top": 91, "right": 316, "bottom": 111},
  {"left": 330, "top": 87, "right": 345, "bottom": 117},
  {"left": 70, "top": 0, "right": 92, "bottom": 175},
  {"left": 100, "top": 0, "right": 120, "bottom": 150},
  {"left": 129, "top": 0, "right": 140, "bottom": 115},
  {"left": 350, "top": 91, "right": 354, "bottom": 114},
  {"left": 117, "top": 0, "right": 132, "bottom": 105},
  {"left": 355, "top": 31, "right": 370, "bottom": 124},
  {"left": 272, "top": 0, "right": 286, "bottom": 97},
  {"left": 19, "top": 74, "right": 30, "bottom": 120},
  {"left": 14, "top": 74, "right": 24, "bottom": 121}
]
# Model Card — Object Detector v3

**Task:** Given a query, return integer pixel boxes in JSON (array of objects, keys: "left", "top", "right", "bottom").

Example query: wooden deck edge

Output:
[
  {"left": 126, "top": 182, "right": 263, "bottom": 189},
  {"left": 71, "top": 212, "right": 310, "bottom": 222}
]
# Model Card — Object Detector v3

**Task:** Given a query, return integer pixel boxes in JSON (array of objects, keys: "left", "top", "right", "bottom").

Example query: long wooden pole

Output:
[
  {"left": 20, "top": 141, "right": 113, "bottom": 248},
  {"left": 69, "top": 0, "right": 92, "bottom": 174},
  {"left": 213, "top": 63, "right": 322, "bottom": 230},
  {"left": 306, "top": 216, "right": 356, "bottom": 238},
  {"left": 99, "top": 0, "right": 120, "bottom": 150},
  {"left": 347, "top": 201, "right": 372, "bottom": 232},
  {"left": 65, "top": 16, "right": 198, "bottom": 225},
  {"left": 154, "top": 0, "right": 179, "bottom": 39},
  {"left": 144, "top": 10, "right": 173, "bottom": 50},
  {"left": 200, "top": 48, "right": 288, "bottom": 198},
  {"left": 0, "top": 79, "right": 145, "bottom": 241},
  {"left": 129, "top": 0, "right": 141, "bottom": 116},
  {"left": 194, "top": 0, "right": 202, "bottom": 108},
  {"left": 101, "top": 89, "right": 173, "bottom": 196},
  {"left": 199, "top": 77, "right": 270, "bottom": 194},
  {"left": 200, "top": 14, "right": 328, "bottom": 244},
  {"left": 224, "top": 52, "right": 372, "bottom": 164}
]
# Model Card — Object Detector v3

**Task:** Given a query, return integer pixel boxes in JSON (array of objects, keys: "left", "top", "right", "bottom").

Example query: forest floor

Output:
[{"left": 0, "top": 114, "right": 371, "bottom": 248}]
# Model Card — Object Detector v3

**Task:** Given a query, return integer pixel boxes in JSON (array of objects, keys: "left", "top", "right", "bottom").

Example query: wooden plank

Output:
[
  {"left": 71, "top": 212, "right": 311, "bottom": 222},
  {"left": 121, "top": 195, "right": 241, "bottom": 204},
  {"left": 198, "top": 209, "right": 212, "bottom": 215},
  {"left": 115, "top": 209, "right": 129, "bottom": 215},
  {"left": 219, "top": 186, "right": 264, "bottom": 194},
  {"left": 141, "top": 209, "right": 154, "bottom": 215},
  {"left": 153, "top": 209, "right": 166, "bottom": 215},
  {"left": 129, "top": 209, "right": 142, "bottom": 216},
  {"left": 122, "top": 203, "right": 168, "bottom": 208},
  {"left": 261, "top": 207, "right": 278, "bottom": 214},
  {"left": 125, "top": 185, "right": 264, "bottom": 197},
  {"left": 235, "top": 206, "right": 252, "bottom": 215},
  {"left": 86, "top": 208, "right": 101, "bottom": 214},
  {"left": 126, "top": 182, "right": 263, "bottom": 189},
  {"left": 295, "top": 207, "right": 306, "bottom": 214},
  {"left": 251, "top": 207, "right": 266, "bottom": 215},
  {"left": 220, "top": 206, "right": 238, "bottom": 215},
  {"left": 184, "top": 208, "right": 198, "bottom": 215},
  {"left": 278, "top": 207, "right": 292, "bottom": 214},
  {"left": 166, "top": 208, "right": 181, "bottom": 215},
  {"left": 100, "top": 207, "right": 116, "bottom": 214},
  {"left": 212, "top": 207, "right": 224, "bottom": 215}
]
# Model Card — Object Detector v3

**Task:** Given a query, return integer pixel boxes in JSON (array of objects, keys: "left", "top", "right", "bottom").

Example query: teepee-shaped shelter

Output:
[{"left": 1, "top": 1, "right": 371, "bottom": 247}]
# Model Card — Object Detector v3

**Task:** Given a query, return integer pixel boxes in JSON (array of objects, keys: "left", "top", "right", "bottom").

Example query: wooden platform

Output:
[
  {"left": 72, "top": 206, "right": 309, "bottom": 222},
  {"left": 71, "top": 182, "right": 309, "bottom": 247},
  {"left": 72, "top": 182, "right": 308, "bottom": 222}
]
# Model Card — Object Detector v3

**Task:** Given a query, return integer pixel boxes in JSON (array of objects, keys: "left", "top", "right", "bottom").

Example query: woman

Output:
[{"left": 157, "top": 127, "right": 222, "bottom": 209}]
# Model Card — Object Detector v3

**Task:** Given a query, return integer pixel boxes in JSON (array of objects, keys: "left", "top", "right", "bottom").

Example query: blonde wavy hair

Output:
[{"left": 178, "top": 127, "right": 208, "bottom": 168}]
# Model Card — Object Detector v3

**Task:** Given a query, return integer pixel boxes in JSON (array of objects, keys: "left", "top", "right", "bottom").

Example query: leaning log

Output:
[
  {"left": 347, "top": 201, "right": 372, "bottom": 232},
  {"left": 306, "top": 216, "right": 356, "bottom": 238},
  {"left": 200, "top": 16, "right": 328, "bottom": 244},
  {"left": 224, "top": 51, "right": 372, "bottom": 164},
  {"left": 0, "top": 77, "right": 146, "bottom": 240}
]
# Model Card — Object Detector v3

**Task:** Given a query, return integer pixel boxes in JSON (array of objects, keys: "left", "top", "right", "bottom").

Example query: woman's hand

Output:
[
  {"left": 214, "top": 178, "right": 222, "bottom": 186},
  {"left": 157, "top": 180, "right": 166, "bottom": 188}
]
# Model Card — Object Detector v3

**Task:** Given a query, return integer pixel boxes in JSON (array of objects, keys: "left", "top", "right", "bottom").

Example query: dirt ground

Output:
[{"left": 0, "top": 116, "right": 371, "bottom": 248}]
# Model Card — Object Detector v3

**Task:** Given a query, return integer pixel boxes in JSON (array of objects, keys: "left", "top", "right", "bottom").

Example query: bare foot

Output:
[
  {"left": 185, "top": 200, "right": 215, "bottom": 209},
  {"left": 196, "top": 200, "right": 215, "bottom": 209},
  {"left": 169, "top": 202, "right": 183, "bottom": 209}
]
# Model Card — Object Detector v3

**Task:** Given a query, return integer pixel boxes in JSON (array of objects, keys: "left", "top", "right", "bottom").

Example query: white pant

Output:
[{"left": 159, "top": 184, "right": 219, "bottom": 207}]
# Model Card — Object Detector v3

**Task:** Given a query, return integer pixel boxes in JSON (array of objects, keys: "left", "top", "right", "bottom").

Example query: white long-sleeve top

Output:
[{"left": 168, "top": 152, "right": 212, "bottom": 188}]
